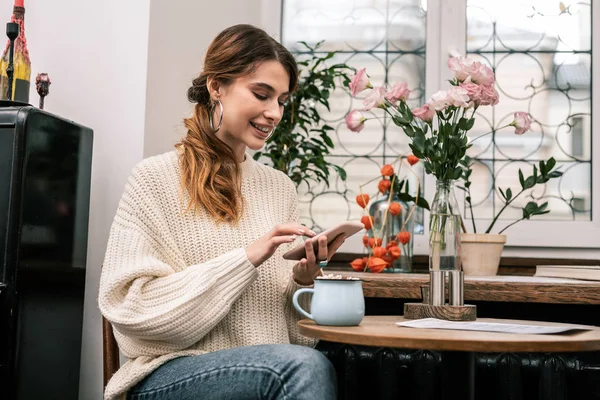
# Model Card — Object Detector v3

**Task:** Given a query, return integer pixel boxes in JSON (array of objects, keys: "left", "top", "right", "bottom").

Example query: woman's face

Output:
[{"left": 211, "top": 60, "right": 291, "bottom": 160}]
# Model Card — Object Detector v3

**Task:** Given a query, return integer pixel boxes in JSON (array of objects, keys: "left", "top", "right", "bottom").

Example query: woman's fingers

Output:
[
  {"left": 304, "top": 239, "right": 316, "bottom": 265},
  {"left": 297, "top": 259, "right": 308, "bottom": 274},
  {"left": 317, "top": 236, "right": 328, "bottom": 261},
  {"left": 272, "top": 223, "right": 315, "bottom": 238},
  {"left": 270, "top": 235, "right": 298, "bottom": 246},
  {"left": 327, "top": 234, "right": 346, "bottom": 257}
]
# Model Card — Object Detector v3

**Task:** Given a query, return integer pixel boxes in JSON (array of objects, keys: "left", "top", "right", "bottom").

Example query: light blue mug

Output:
[{"left": 293, "top": 278, "right": 365, "bottom": 326}]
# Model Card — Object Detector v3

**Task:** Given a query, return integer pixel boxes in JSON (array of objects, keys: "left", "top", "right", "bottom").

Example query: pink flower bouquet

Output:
[{"left": 345, "top": 56, "right": 563, "bottom": 234}]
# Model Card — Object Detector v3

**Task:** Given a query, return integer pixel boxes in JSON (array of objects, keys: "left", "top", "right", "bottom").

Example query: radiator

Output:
[{"left": 316, "top": 342, "right": 600, "bottom": 400}]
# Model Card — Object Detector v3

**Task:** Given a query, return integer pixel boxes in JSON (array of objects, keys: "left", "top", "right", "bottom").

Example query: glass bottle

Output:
[
  {"left": 369, "top": 195, "right": 413, "bottom": 273},
  {"left": 0, "top": 0, "right": 31, "bottom": 102},
  {"left": 429, "top": 180, "right": 461, "bottom": 271}
]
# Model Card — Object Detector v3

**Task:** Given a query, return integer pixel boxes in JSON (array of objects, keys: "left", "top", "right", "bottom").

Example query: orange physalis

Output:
[
  {"left": 386, "top": 240, "right": 398, "bottom": 249},
  {"left": 367, "top": 257, "right": 387, "bottom": 273},
  {"left": 361, "top": 215, "right": 373, "bottom": 230},
  {"left": 362, "top": 235, "right": 369, "bottom": 247},
  {"left": 356, "top": 193, "right": 370, "bottom": 208},
  {"left": 378, "top": 179, "right": 392, "bottom": 194},
  {"left": 372, "top": 246, "right": 386, "bottom": 258},
  {"left": 389, "top": 246, "right": 401, "bottom": 259},
  {"left": 382, "top": 254, "right": 393, "bottom": 266},
  {"left": 367, "top": 237, "right": 382, "bottom": 248},
  {"left": 397, "top": 231, "right": 411, "bottom": 245},
  {"left": 388, "top": 202, "right": 401, "bottom": 215},
  {"left": 407, "top": 155, "right": 419, "bottom": 166},
  {"left": 380, "top": 164, "right": 394, "bottom": 177},
  {"left": 350, "top": 258, "right": 366, "bottom": 272}
]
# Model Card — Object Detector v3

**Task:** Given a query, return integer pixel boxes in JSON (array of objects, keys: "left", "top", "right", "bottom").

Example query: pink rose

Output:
[
  {"left": 448, "top": 56, "right": 496, "bottom": 86},
  {"left": 384, "top": 82, "right": 411, "bottom": 105},
  {"left": 470, "top": 63, "right": 495, "bottom": 86},
  {"left": 460, "top": 82, "right": 483, "bottom": 104},
  {"left": 512, "top": 112, "right": 531, "bottom": 135},
  {"left": 479, "top": 85, "right": 499, "bottom": 106},
  {"left": 447, "top": 86, "right": 472, "bottom": 108},
  {"left": 349, "top": 68, "right": 372, "bottom": 96},
  {"left": 428, "top": 90, "right": 451, "bottom": 111},
  {"left": 412, "top": 104, "right": 435, "bottom": 122},
  {"left": 448, "top": 56, "right": 478, "bottom": 82},
  {"left": 362, "top": 86, "right": 387, "bottom": 111},
  {"left": 345, "top": 109, "right": 367, "bottom": 132}
]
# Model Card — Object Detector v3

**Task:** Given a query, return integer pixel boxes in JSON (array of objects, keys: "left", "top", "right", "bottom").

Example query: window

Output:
[{"left": 279, "top": 0, "right": 600, "bottom": 253}]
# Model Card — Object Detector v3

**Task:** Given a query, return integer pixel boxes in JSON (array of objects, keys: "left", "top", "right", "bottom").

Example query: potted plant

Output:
[
  {"left": 458, "top": 153, "right": 562, "bottom": 275},
  {"left": 253, "top": 41, "right": 353, "bottom": 188},
  {"left": 345, "top": 56, "right": 563, "bottom": 275}
]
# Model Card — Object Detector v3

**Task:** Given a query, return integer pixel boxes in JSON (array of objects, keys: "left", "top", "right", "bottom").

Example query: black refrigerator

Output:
[{"left": 0, "top": 101, "right": 93, "bottom": 399}]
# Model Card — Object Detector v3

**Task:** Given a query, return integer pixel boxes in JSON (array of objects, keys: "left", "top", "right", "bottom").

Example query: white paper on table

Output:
[{"left": 396, "top": 318, "right": 593, "bottom": 335}]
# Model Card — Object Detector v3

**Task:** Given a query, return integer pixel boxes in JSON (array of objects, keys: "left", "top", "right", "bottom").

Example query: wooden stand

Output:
[{"left": 404, "top": 302, "right": 477, "bottom": 321}]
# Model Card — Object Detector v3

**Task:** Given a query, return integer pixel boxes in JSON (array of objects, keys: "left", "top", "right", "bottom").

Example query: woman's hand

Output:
[
  {"left": 292, "top": 234, "right": 346, "bottom": 285},
  {"left": 246, "top": 223, "right": 315, "bottom": 268}
]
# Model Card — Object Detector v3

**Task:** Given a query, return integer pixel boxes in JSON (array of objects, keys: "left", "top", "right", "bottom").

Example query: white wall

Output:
[
  {"left": 143, "top": 0, "right": 263, "bottom": 157},
  {"left": 1, "top": 0, "right": 269, "bottom": 399},
  {"left": 0, "top": 1, "right": 151, "bottom": 399}
]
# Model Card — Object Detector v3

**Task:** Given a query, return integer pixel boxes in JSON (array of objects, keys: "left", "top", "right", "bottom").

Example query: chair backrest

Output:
[{"left": 102, "top": 316, "right": 120, "bottom": 390}]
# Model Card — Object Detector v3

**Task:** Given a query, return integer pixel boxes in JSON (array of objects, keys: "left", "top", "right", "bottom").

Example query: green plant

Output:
[
  {"left": 253, "top": 41, "right": 353, "bottom": 187},
  {"left": 459, "top": 155, "right": 563, "bottom": 234}
]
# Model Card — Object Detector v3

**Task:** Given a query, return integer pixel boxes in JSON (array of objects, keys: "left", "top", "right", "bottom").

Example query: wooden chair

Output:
[{"left": 102, "top": 316, "right": 120, "bottom": 390}]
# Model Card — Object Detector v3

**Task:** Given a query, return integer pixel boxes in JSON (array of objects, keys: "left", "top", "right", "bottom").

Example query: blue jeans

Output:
[{"left": 127, "top": 344, "right": 337, "bottom": 400}]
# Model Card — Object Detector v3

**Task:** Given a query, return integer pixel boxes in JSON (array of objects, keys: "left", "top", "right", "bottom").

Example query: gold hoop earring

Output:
[{"left": 209, "top": 99, "right": 224, "bottom": 132}]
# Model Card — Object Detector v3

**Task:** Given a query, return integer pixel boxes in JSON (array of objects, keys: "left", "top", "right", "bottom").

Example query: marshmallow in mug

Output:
[{"left": 317, "top": 274, "right": 360, "bottom": 281}]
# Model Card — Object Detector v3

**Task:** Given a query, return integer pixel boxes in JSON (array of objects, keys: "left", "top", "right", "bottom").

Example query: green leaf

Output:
[
  {"left": 403, "top": 125, "right": 416, "bottom": 138},
  {"left": 322, "top": 135, "right": 334, "bottom": 148},
  {"left": 546, "top": 157, "right": 556, "bottom": 172},
  {"left": 518, "top": 169, "right": 525, "bottom": 188},
  {"left": 416, "top": 196, "right": 430, "bottom": 211},
  {"left": 506, "top": 188, "right": 512, "bottom": 201},
  {"left": 452, "top": 167, "right": 462, "bottom": 179},
  {"left": 524, "top": 176, "right": 535, "bottom": 189},
  {"left": 465, "top": 118, "right": 475, "bottom": 131},
  {"left": 548, "top": 171, "right": 563, "bottom": 178},
  {"left": 499, "top": 188, "right": 506, "bottom": 200},
  {"left": 412, "top": 131, "right": 426, "bottom": 152}
]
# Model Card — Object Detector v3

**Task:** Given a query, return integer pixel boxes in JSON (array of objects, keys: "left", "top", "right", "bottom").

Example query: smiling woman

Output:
[
  {"left": 98, "top": 24, "right": 342, "bottom": 400},
  {"left": 210, "top": 61, "right": 291, "bottom": 155}
]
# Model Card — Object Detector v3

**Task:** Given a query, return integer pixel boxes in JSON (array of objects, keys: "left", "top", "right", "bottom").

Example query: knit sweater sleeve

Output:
[
  {"left": 98, "top": 163, "right": 258, "bottom": 353},
  {"left": 280, "top": 178, "right": 319, "bottom": 347}
]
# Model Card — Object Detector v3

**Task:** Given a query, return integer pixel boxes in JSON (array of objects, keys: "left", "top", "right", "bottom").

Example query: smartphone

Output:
[{"left": 282, "top": 221, "right": 365, "bottom": 260}]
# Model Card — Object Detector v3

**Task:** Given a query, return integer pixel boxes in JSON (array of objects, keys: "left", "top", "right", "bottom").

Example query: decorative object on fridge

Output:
[
  {"left": 0, "top": 0, "right": 31, "bottom": 102},
  {"left": 35, "top": 73, "right": 50, "bottom": 109}
]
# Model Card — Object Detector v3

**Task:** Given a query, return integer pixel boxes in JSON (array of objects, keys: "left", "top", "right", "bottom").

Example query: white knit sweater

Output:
[{"left": 98, "top": 150, "right": 315, "bottom": 400}]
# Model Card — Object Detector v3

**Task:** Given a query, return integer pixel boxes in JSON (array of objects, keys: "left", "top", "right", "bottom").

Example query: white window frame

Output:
[{"left": 270, "top": 0, "right": 600, "bottom": 257}]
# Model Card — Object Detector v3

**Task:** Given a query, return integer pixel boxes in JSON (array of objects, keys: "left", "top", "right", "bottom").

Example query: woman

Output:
[{"left": 99, "top": 24, "right": 343, "bottom": 400}]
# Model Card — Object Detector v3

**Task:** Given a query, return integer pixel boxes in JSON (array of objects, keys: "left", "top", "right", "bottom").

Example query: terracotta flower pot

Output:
[{"left": 460, "top": 233, "right": 507, "bottom": 276}]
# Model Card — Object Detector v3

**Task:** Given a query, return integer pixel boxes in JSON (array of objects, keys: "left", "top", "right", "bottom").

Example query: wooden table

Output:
[
  {"left": 299, "top": 316, "right": 600, "bottom": 399},
  {"left": 340, "top": 272, "right": 600, "bottom": 304}
]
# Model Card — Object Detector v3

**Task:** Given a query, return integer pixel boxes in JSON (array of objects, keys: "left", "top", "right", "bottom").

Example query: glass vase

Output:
[
  {"left": 368, "top": 195, "right": 414, "bottom": 273},
  {"left": 429, "top": 180, "right": 461, "bottom": 271}
]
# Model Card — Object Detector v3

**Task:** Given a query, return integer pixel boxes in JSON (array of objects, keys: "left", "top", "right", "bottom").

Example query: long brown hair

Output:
[{"left": 177, "top": 24, "right": 298, "bottom": 224}]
